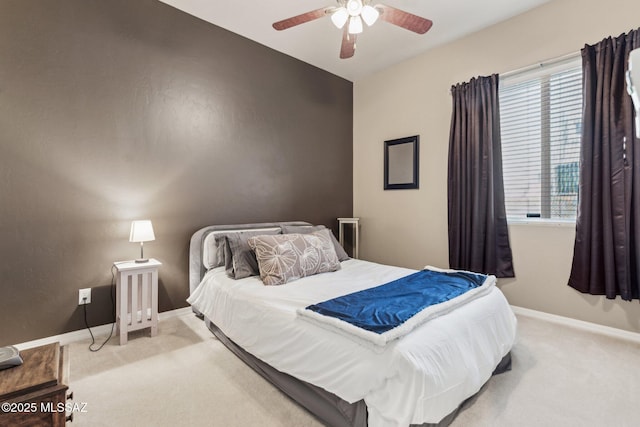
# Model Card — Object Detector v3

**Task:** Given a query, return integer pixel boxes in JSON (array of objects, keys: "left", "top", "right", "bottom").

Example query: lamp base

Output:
[{"left": 135, "top": 258, "right": 149, "bottom": 263}]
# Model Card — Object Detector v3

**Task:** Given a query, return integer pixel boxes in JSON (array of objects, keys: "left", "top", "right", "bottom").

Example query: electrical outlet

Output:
[{"left": 78, "top": 288, "right": 91, "bottom": 305}]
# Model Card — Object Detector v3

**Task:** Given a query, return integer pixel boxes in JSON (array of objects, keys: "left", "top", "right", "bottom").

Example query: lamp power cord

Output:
[{"left": 82, "top": 265, "right": 117, "bottom": 352}]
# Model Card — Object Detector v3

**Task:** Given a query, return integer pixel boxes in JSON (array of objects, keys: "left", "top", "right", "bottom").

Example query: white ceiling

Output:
[{"left": 158, "top": 0, "right": 551, "bottom": 81}]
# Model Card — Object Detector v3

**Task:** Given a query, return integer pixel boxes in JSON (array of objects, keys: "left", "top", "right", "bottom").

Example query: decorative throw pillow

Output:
[
  {"left": 214, "top": 234, "right": 231, "bottom": 268},
  {"left": 216, "top": 229, "right": 281, "bottom": 279},
  {"left": 202, "top": 231, "right": 223, "bottom": 270},
  {"left": 248, "top": 229, "right": 341, "bottom": 286},
  {"left": 281, "top": 225, "right": 349, "bottom": 262}
]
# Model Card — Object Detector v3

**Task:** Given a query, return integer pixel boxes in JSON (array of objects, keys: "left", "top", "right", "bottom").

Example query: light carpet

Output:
[{"left": 68, "top": 311, "right": 640, "bottom": 426}]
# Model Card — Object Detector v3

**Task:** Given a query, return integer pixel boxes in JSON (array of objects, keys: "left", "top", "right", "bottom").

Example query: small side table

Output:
[
  {"left": 338, "top": 217, "right": 360, "bottom": 259},
  {"left": 114, "top": 259, "right": 161, "bottom": 345},
  {"left": 0, "top": 342, "right": 71, "bottom": 426}
]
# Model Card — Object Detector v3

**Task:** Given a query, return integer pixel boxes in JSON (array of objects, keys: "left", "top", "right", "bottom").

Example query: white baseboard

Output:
[
  {"left": 14, "top": 307, "right": 194, "bottom": 351},
  {"left": 511, "top": 305, "right": 640, "bottom": 344}
]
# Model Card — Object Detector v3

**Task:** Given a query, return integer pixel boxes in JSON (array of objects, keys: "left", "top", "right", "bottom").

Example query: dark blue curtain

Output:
[
  {"left": 447, "top": 75, "right": 514, "bottom": 278},
  {"left": 568, "top": 29, "right": 640, "bottom": 300}
]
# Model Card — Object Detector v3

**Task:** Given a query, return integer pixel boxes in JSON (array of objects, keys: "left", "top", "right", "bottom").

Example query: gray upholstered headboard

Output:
[{"left": 188, "top": 221, "right": 312, "bottom": 295}]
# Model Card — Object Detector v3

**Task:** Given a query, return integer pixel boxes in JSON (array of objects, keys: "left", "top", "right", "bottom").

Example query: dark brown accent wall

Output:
[{"left": 0, "top": 0, "right": 353, "bottom": 345}]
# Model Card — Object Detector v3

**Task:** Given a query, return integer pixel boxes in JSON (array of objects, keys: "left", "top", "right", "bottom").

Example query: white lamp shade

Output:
[
  {"left": 129, "top": 220, "right": 155, "bottom": 243},
  {"left": 348, "top": 16, "right": 363, "bottom": 34},
  {"left": 361, "top": 5, "right": 379, "bottom": 26},
  {"left": 331, "top": 7, "right": 349, "bottom": 29}
]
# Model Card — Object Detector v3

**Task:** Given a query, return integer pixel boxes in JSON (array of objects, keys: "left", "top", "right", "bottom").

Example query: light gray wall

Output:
[
  {"left": 354, "top": 0, "right": 640, "bottom": 332},
  {"left": 0, "top": 0, "right": 353, "bottom": 345}
]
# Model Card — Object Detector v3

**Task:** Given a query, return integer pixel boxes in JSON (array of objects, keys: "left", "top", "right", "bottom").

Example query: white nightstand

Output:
[
  {"left": 114, "top": 258, "right": 161, "bottom": 345},
  {"left": 338, "top": 217, "right": 360, "bottom": 259}
]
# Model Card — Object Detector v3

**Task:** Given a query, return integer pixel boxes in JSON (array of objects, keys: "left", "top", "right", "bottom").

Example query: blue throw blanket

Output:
[{"left": 306, "top": 269, "right": 487, "bottom": 335}]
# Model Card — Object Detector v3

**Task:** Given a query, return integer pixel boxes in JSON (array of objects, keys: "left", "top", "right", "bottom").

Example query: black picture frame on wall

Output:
[{"left": 384, "top": 135, "right": 419, "bottom": 190}]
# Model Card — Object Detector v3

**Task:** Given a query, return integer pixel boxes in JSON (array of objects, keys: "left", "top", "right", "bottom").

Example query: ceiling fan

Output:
[{"left": 273, "top": 0, "right": 433, "bottom": 59}]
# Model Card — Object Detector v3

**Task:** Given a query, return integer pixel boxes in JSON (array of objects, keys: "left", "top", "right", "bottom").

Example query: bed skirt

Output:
[{"left": 204, "top": 317, "right": 512, "bottom": 427}]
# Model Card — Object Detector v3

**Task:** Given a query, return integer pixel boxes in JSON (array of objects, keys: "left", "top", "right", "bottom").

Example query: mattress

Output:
[{"left": 187, "top": 259, "right": 517, "bottom": 427}]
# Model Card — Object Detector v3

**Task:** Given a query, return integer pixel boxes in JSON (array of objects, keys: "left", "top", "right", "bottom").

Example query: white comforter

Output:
[{"left": 187, "top": 259, "right": 517, "bottom": 427}]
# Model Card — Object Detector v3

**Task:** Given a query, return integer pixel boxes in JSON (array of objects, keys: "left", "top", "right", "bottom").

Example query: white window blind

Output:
[{"left": 499, "top": 57, "right": 583, "bottom": 221}]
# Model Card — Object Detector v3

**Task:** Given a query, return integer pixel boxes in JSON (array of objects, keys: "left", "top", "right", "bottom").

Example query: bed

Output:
[{"left": 187, "top": 222, "right": 517, "bottom": 427}]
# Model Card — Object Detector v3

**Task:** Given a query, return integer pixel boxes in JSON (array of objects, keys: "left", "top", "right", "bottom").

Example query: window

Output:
[{"left": 499, "top": 57, "right": 583, "bottom": 221}]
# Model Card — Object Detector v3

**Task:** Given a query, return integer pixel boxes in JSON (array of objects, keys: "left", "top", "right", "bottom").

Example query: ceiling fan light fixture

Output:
[
  {"left": 330, "top": 7, "right": 349, "bottom": 29},
  {"left": 360, "top": 5, "right": 379, "bottom": 26},
  {"left": 271, "top": 1, "right": 433, "bottom": 60},
  {"left": 348, "top": 15, "right": 363, "bottom": 34}
]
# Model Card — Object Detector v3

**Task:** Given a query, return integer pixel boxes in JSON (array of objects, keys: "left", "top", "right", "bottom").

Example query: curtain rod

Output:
[
  {"left": 500, "top": 51, "right": 581, "bottom": 78},
  {"left": 449, "top": 50, "right": 581, "bottom": 93}
]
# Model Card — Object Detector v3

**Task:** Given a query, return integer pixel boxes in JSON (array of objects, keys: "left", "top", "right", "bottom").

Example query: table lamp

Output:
[{"left": 129, "top": 220, "right": 155, "bottom": 263}]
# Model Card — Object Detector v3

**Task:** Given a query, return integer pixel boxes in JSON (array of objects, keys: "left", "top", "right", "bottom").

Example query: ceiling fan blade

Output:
[
  {"left": 273, "top": 7, "right": 333, "bottom": 31},
  {"left": 340, "top": 26, "right": 357, "bottom": 59},
  {"left": 375, "top": 4, "right": 433, "bottom": 34}
]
